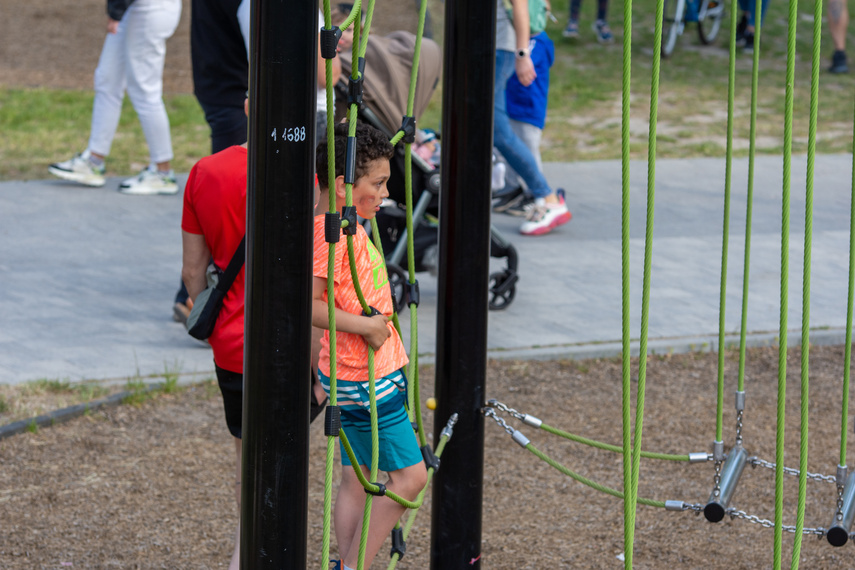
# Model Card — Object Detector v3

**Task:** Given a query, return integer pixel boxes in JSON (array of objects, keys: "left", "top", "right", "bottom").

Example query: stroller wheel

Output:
[
  {"left": 488, "top": 270, "right": 518, "bottom": 311},
  {"left": 387, "top": 263, "right": 408, "bottom": 311}
]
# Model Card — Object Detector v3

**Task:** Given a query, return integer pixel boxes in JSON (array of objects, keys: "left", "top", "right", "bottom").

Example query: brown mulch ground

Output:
[
  {"left": 3, "top": 347, "right": 855, "bottom": 568},
  {"left": 4, "top": 1, "right": 855, "bottom": 568}
]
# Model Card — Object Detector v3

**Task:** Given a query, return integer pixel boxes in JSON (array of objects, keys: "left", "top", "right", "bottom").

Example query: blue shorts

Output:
[{"left": 318, "top": 368, "right": 422, "bottom": 472}]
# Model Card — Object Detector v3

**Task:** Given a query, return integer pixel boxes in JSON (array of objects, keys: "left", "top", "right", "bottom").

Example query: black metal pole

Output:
[
  {"left": 430, "top": 0, "right": 495, "bottom": 567},
  {"left": 241, "top": 0, "right": 318, "bottom": 567}
]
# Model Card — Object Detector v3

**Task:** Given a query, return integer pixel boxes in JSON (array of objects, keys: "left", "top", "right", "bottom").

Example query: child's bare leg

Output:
[
  {"left": 341, "top": 462, "right": 427, "bottom": 569},
  {"left": 335, "top": 466, "right": 369, "bottom": 559},
  {"left": 229, "top": 436, "right": 242, "bottom": 570}
]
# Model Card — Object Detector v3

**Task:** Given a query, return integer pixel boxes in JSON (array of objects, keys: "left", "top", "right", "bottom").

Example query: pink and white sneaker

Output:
[{"left": 519, "top": 196, "right": 572, "bottom": 236}]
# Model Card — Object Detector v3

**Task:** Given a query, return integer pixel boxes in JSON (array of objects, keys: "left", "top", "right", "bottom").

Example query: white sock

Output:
[{"left": 343, "top": 564, "right": 355, "bottom": 570}]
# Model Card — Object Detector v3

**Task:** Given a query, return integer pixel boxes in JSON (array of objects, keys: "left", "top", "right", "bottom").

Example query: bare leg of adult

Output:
[{"left": 229, "top": 437, "right": 241, "bottom": 570}]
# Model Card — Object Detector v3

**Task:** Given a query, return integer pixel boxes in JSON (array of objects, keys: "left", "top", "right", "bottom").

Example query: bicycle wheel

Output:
[
  {"left": 697, "top": 0, "right": 725, "bottom": 44},
  {"left": 662, "top": 0, "right": 686, "bottom": 57}
]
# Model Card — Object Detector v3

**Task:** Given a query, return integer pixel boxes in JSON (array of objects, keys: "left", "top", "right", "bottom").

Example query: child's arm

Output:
[{"left": 312, "top": 276, "right": 391, "bottom": 351}]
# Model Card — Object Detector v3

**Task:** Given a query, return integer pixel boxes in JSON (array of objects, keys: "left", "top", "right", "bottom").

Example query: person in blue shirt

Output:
[{"left": 506, "top": 31, "right": 554, "bottom": 173}]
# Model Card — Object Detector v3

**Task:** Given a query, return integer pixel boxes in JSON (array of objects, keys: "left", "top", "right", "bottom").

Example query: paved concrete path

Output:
[{"left": 2, "top": 154, "right": 853, "bottom": 386}]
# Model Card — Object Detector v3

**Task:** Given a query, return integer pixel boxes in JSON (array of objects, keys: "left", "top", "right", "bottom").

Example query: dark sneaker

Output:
[
  {"left": 735, "top": 13, "right": 747, "bottom": 44},
  {"left": 743, "top": 32, "right": 754, "bottom": 54},
  {"left": 501, "top": 193, "right": 535, "bottom": 217},
  {"left": 563, "top": 19, "right": 579, "bottom": 39},
  {"left": 592, "top": 19, "right": 614, "bottom": 44},
  {"left": 829, "top": 50, "right": 849, "bottom": 73},
  {"left": 493, "top": 185, "right": 524, "bottom": 211}
]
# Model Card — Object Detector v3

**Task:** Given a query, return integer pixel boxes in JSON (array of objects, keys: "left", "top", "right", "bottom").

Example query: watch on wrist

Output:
[{"left": 516, "top": 48, "right": 529, "bottom": 58}]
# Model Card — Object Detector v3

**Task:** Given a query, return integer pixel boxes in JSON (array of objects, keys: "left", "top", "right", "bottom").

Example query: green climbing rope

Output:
[
  {"left": 387, "top": 427, "right": 453, "bottom": 569},
  {"left": 776, "top": 0, "right": 799, "bottom": 563},
  {"left": 841, "top": 94, "right": 855, "bottom": 473},
  {"left": 526, "top": 443, "right": 667, "bottom": 509},
  {"left": 540, "top": 424, "right": 692, "bottom": 461},
  {"left": 619, "top": 0, "right": 635, "bottom": 562},
  {"left": 621, "top": 0, "right": 666, "bottom": 565},
  {"left": 714, "top": 0, "right": 740, "bottom": 449},
  {"left": 791, "top": 0, "right": 823, "bottom": 563},
  {"left": 317, "top": 0, "right": 440, "bottom": 566}
]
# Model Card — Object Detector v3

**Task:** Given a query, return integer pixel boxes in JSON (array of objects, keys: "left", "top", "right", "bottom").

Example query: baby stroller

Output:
[{"left": 335, "top": 32, "right": 519, "bottom": 310}]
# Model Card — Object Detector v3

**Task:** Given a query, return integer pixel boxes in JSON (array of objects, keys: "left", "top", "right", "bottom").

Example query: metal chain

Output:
[
  {"left": 712, "top": 460, "right": 722, "bottom": 501},
  {"left": 726, "top": 509, "right": 827, "bottom": 537},
  {"left": 483, "top": 407, "right": 515, "bottom": 436},
  {"left": 485, "top": 399, "right": 524, "bottom": 421},
  {"left": 735, "top": 409, "right": 744, "bottom": 448},
  {"left": 835, "top": 482, "right": 845, "bottom": 525},
  {"left": 748, "top": 457, "right": 837, "bottom": 484}
]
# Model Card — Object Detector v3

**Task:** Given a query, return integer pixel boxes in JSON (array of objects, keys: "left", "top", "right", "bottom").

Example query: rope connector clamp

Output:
[
  {"left": 324, "top": 405, "right": 341, "bottom": 437},
  {"left": 340, "top": 206, "right": 357, "bottom": 235},
  {"left": 362, "top": 306, "right": 382, "bottom": 317},
  {"left": 324, "top": 212, "right": 341, "bottom": 243},
  {"left": 421, "top": 444, "right": 440, "bottom": 472},
  {"left": 405, "top": 280, "right": 420, "bottom": 307},
  {"left": 399, "top": 115, "right": 416, "bottom": 144},
  {"left": 389, "top": 282, "right": 399, "bottom": 314},
  {"left": 365, "top": 482, "right": 387, "bottom": 496},
  {"left": 320, "top": 27, "right": 342, "bottom": 60},
  {"left": 390, "top": 527, "right": 406, "bottom": 559},
  {"left": 347, "top": 74, "right": 364, "bottom": 107}
]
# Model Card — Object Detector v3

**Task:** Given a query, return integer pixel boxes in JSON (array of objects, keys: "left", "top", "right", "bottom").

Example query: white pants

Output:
[{"left": 87, "top": 0, "right": 182, "bottom": 164}]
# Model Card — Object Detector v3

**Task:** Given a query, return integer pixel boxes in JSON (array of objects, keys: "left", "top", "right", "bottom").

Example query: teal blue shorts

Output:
[{"left": 319, "top": 368, "right": 422, "bottom": 472}]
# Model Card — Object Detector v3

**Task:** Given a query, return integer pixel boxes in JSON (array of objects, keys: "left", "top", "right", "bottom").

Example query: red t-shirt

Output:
[
  {"left": 312, "top": 215, "right": 408, "bottom": 381},
  {"left": 181, "top": 146, "right": 247, "bottom": 373}
]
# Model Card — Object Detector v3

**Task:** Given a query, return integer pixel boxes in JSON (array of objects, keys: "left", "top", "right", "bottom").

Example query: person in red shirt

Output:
[
  {"left": 312, "top": 123, "right": 427, "bottom": 570},
  {"left": 182, "top": 98, "right": 326, "bottom": 570}
]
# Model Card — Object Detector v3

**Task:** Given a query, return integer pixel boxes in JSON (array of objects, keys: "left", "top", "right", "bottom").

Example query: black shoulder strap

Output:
[{"left": 215, "top": 235, "right": 246, "bottom": 294}]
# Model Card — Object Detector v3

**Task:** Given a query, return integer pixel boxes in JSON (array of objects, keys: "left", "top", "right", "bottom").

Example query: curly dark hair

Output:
[{"left": 315, "top": 122, "right": 394, "bottom": 190}]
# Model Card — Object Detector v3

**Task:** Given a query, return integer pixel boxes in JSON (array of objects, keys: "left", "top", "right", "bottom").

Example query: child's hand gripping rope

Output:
[{"left": 360, "top": 313, "right": 391, "bottom": 350}]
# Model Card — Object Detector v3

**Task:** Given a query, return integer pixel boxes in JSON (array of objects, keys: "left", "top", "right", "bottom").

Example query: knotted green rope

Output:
[{"left": 775, "top": 0, "right": 798, "bottom": 563}]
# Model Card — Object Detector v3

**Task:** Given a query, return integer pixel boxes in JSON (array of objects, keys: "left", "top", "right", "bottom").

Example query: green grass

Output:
[
  {"left": 19, "top": 378, "right": 110, "bottom": 400},
  {"left": 0, "top": 88, "right": 209, "bottom": 181},
  {"left": 0, "top": 395, "right": 9, "bottom": 414},
  {"left": 122, "top": 378, "right": 151, "bottom": 407},
  {"left": 2, "top": 0, "right": 854, "bottom": 183}
]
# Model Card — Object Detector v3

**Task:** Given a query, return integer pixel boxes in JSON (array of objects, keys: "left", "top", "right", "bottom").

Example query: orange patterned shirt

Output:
[{"left": 313, "top": 215, "right": 408, "bottom": 381}]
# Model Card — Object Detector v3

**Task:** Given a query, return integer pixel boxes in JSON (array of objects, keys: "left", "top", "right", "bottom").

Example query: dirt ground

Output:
[
  {"left": 0, "top": 0, "right": 428, "bottom": 94},
  {"left": 4, "top": 1, "right": 855, "bottom": 568},
  {"left": 4, "top": 347, "right": 855, "bottom": 569}
]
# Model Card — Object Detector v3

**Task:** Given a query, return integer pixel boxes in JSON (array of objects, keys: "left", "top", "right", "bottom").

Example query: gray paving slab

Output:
[{"left": 1, "top": 154, "right": 853, "bottom": 386}]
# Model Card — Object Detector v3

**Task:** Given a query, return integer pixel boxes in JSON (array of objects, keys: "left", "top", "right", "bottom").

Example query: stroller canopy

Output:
[{"left": 338, "top": 32, "right": 442, "bottom": 134}]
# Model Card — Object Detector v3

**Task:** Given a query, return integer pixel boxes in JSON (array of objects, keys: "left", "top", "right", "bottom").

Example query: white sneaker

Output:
[
  {"left": 519, "top": 197, "right": 572, "bottom": 236},
  {"left": 119, "top": 165, "right": 178, "bottom": 195},
  {"left": 48, "top": 150, "right": 106, "bottom": 187}
]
